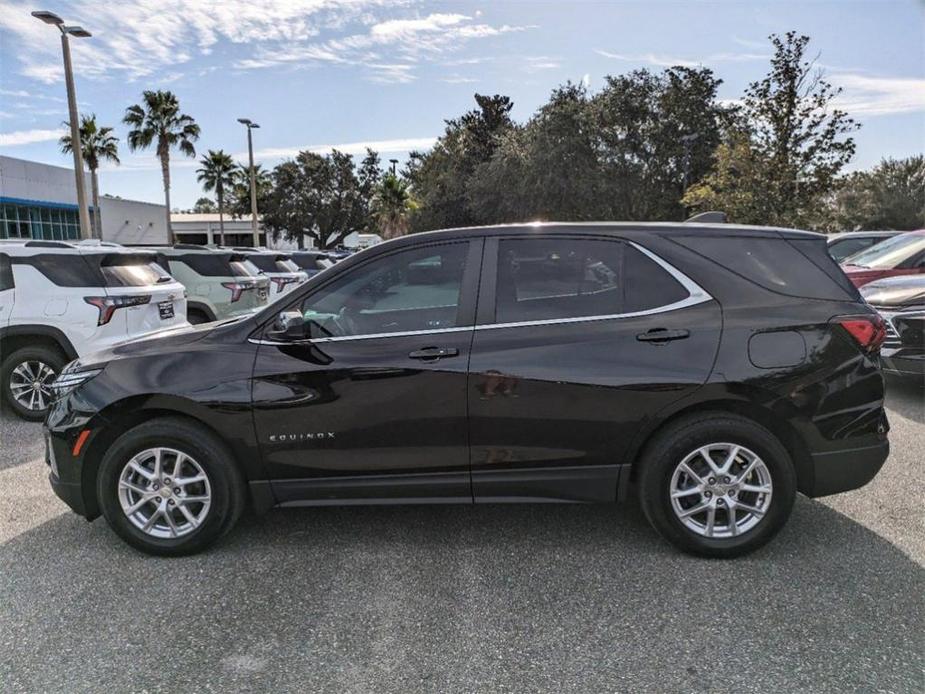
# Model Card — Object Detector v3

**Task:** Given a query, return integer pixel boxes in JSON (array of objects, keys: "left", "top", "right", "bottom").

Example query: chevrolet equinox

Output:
[{"left": 44, "top": 223, "right": 891, "bottom": 557}]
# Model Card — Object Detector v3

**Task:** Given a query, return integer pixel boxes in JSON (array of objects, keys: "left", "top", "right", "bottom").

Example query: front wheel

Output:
[
  {"left": 97, "top": 418, "right": 245, "bottom": 556},
  {"left": 1, "top": 346, "right": 65, "bottom": 421},
  {"left": 638, "top": 413, "right": 796, "bottom": 558}
]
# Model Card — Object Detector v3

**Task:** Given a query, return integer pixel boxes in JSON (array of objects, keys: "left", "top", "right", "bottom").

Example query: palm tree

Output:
[
  {"left": 196, "top": 150, "right": 236, "bottom": 246},
  {"left": 123, "top": 90, "right": 200, "bottom": 245},
  {"left": 371, "top": 173, "right": 418, "bottom": 239},
  {"left": 59, "top": 114, "right": 119, "bottom": 239}
]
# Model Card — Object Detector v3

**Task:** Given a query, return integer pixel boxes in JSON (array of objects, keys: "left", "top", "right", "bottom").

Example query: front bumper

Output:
[{"left": 806, "top": 440, "right": 890, "bottom": 497}]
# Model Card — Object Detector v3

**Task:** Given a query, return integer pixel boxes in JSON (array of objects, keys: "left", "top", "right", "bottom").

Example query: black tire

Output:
[
  {"left": 96, "top": 417, "right": 246, "bottom": 556},
  {"left": 638, "top": 412, "right": 796, "bottom": 558},
  {"left": 187, "top": 309, "right": 211, "bottom": 325},
  {"left": 0, "top": 345, "right": 66, "bottom": 421}
]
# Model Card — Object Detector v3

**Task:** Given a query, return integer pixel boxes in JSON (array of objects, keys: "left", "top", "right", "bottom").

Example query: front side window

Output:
[
  {"left": 295, "top": 243, "right": 470, "bottom": 338},
  {"left": 494, "top": 237, "right": 688, "bottom": 324}
]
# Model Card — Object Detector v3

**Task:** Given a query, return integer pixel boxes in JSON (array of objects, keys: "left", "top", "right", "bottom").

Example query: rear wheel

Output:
[
  {"left": 97, "top": 418, "right": 245, "bottom": 556},
  {"left": 638, "top": 413, "right": 796, "bottom": 558},
  {"left": 187, "top": 309, "right": 211, "bottom": 325},
  {"left": 1, "top": 345, "right": 65, "bottom": 421}
]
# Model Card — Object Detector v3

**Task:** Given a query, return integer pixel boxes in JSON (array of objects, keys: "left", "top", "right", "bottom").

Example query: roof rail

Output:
[
  {"left": 685, "top": 211, "right": 727, "bottom": 224},
  {"left": 24, "top": 240, "right": 75, "bottom": 249}
]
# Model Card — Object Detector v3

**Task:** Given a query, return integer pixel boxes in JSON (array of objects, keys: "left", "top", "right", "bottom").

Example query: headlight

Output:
[{"left": 51, "top": 369, "right": 103, "bottom": 396}]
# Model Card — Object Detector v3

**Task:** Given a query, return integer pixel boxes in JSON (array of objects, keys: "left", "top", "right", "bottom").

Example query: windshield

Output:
[{"left": 844, "top": 233, "right": 925, "bottom": 269}]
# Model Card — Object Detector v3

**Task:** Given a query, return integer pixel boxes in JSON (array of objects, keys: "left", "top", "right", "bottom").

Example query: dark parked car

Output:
[
  {"left": 841, "top": 229, "right": 925, "bottom": 287},
  {"left": 861, "top": 274, "right": 925, "bottom": 382},
  {"left": 827, "top": 230, "right": 902, "bottom": 263},
  {"left": 289, "top": 251, "right": 334, "bottom": 278},
  {"left": 45, "top": 222, "right": 890, "bottom": 557}
]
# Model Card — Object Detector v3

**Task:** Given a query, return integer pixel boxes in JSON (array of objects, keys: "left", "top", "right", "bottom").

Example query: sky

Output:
[{"left": 1, "top": 0, "right": 923, "bottom": 210}]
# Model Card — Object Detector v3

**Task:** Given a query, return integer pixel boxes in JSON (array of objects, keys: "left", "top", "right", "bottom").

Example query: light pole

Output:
[
  {"left": 32, "top": 10, "right": 93, "bottom": 240},
  {"left": 237, "top": 118, "right": 261, "bottom": 247},
  {"left": 389, "top": 158, "right": 398, "bottom": 176}
]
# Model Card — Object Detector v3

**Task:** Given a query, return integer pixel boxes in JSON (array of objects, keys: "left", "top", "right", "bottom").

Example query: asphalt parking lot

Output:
[{"left": 1, "top": 382, "right": 922, "bottom": 693}]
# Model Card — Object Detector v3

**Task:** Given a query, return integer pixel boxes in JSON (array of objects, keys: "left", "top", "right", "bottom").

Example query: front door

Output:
[
  {"left": 468, "top": 234, "right": 722, "bottom": 502},
  {"left": 252, "top": 239, "right": 482, "bottom": 504}
]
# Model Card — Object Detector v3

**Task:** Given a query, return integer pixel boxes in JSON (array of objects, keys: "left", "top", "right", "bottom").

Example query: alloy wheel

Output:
[
  {"left": 117, "top": 447, "right": 212, "bottom": 539},
  {"left": 669, "top": 443, "right": 773, "bottom": 539},
  {"left": 8, "top": 360, "right": 57, "bottom": 412}
]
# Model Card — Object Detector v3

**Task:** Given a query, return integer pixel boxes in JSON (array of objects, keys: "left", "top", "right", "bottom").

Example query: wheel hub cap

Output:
[
  {"left": 9, "top": 360, "right": 57, "bottom": 411},
  {"left": 669, "top": 443, "right": 773, "bottom": 539},
  {"left": 117, "top": 447, "right": 211, "bottom": 539}
]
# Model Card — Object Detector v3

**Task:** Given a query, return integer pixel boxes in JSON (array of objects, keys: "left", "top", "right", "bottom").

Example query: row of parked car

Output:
[
  {"left": 827, "top": 229, "right": 925, "bottom": 382},
  {"left": 0, "top": 240, "right": 341, "bottom": 420}
]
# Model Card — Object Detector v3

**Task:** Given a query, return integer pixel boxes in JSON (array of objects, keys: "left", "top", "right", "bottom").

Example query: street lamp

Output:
[
  {"left": 32, "top": 10, "right": 93, "bottom": 240},
  {"left": 237, "top": 118, "right": 261, "bottom": 247},
  {"left": 389, "top": 158, "right": 398, "bottom": 176}
]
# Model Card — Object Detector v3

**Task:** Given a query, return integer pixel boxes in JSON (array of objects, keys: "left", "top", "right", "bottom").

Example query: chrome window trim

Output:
[{"left": 251, "top": 241, "right": 713, "bottom": 345}]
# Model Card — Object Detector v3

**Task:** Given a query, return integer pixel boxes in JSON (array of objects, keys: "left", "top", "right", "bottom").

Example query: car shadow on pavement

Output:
[
  {"left": 2, "top": 494, "right": 922, "bottom": 693},
  {"left": 885, "top": 377, "right": 924, "bottom": 424}
]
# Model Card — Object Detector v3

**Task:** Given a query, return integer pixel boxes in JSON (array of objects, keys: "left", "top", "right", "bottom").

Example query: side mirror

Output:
[{"left": 269, "top": 310, "right": 306, "bottom": 340}]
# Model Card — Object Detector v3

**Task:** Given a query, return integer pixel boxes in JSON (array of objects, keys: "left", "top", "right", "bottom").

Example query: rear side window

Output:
[
  {"left": 495, "top": 238, "right": 689, "bottom": 324},
  {"left": 169, "top": 253, "right": 236, "bottom": 277},
  {"left": 673, "top": 235, "right": 858, "bottom": 301},
  {"left": 0, "top": 254, "right": 12, "bottom": 291},
  {"left": 10, "top": 253, "right": 102, "bottom": 286},
  {"left": 249, "top": 255, "right": 298, "bottom": 273},
  {"left": 99, "top": 255, "right": 173, "bottom": 287}
]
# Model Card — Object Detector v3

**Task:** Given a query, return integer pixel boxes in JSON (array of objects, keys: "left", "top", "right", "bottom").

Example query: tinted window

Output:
[
  {"left": 624, "top": 245, "right": 688, "bottom": 312},
  {"left": 248, "top": 255, "right": 298, "bottom": 273},
  {"left": 297, "top": 243, "right": 469, "bottom": 337},
  {"left": 230, "top": 259, "right": 262, "bottom": 277},
  {"left": 170, "top": 253, "right": 236, "bottom": 277},
  {"left": 11, "top": 253, "right": 102, "bottom": 287},
  {"left": 495, "top": 238, "right": 688, "bottom": 323},
  {"left": 100, "top": 255, "right": 173, "bottom": 287},
  {"left": 828, "top": 237, "right": 876, "bottom": 262},
  {"left": 674, "top": 235, "right": 857, "bottom": 301},
  {"left": 0, "top": 253, "right": 12, "bottom": 291}
]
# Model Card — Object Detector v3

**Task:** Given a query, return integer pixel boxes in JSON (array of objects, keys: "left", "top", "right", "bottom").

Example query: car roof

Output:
[{"left": 0, "top": 239, "right": 155, "bottom": 256}]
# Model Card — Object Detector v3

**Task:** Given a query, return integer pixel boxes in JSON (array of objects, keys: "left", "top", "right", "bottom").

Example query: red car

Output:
[{"left": 841, "top": 230, "right": 925, "bottom": 287}]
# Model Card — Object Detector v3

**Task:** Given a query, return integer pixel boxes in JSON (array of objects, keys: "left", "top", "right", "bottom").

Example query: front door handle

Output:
[
  {"left": 408, "top": 346, "right": 460, "bottom": 360},
  {"left": 636, "top": 328, "right": 690, "bottom": 343}
]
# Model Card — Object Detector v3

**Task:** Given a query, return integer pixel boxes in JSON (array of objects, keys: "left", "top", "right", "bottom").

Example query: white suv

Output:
[
  {"left": 231, "top": 248, "right": 308, "bottom": 299},
  {"left": 0, "top": 240, "right": 188, "bottom": 420}
]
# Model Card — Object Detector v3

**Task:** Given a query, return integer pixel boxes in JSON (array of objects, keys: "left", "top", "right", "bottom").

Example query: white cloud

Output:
[
  {"left": 830, "top": 73, "right": 925, "bottom": 117},
  {"left": 0, "top": 127, "right": 65, "bottom": 147},
  {"left": 250, "top": 136, "right": 438, "bottom": 160},
  {"left": 0, "top": 2, "right": 531, "bottom": 87},
  {"left": 596, "top": 49, "right": 767, "bottom": 68},
  {"left": 523, "top": 56, "right": 561, "bottom": 72},
  {"left": 439, "top": 75, "right": 479, "bottom": 84}
]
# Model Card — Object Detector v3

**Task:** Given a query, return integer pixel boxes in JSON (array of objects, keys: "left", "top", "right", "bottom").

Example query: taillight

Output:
[
  {"left": 270, "top": 276, "right": 297, "bottom": 292},
  {"left": 221, "top": 281, "right": 253, "bottom": 303},
  {"left": 834, "top": 314, "right": 887, "bottom": 354},
  {"left": 84, "top": 295, "right": 151, "bottom": 326}
]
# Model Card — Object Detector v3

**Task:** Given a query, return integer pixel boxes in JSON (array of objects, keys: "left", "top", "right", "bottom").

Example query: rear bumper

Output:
[{"left": 805, "top": 440, "right": 889, "bottom": 497}]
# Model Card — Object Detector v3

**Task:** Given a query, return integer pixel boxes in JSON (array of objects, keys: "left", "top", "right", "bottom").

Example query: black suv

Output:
[{"left": 45, "top": 223, "right": 890, "bottom": 557}]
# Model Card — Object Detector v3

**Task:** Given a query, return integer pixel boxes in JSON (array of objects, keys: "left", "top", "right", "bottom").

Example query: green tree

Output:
[
  {"left": 123, "top": 90, "right": 200, "bottom": 244},
  {"left": 356, "top": 148, "right": 382, "bottom": 232},
  {"left": 684, "top": 32, "right": 858, "bottom": 227},
  {"left": 261, "top": 150, "right": 367, "bottom": 250},
  {"left": 823, "top": 155, "right": 925, "bottom": 231},
  {"left": 191, "top": 197, "right": 216, "bottom": 213},
  {"left": 228, "top": 162, "right": 273, "bottom": 221},
  {"left": 59, "top": 114, "right": 119, "bottom": 238},
  {"left": 407, "top": 93, "right": 514, "bottom": 231},
  {"left": 371, "top": 173, "right": 418, "bottom": 239},
  {"left": 196, "top": 149, "right": 236, "bottom": 245}
]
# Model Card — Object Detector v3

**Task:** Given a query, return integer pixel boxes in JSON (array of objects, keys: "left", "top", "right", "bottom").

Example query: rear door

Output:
[{"left": 468, "top": 234, "right": 722, "bottom": 502}]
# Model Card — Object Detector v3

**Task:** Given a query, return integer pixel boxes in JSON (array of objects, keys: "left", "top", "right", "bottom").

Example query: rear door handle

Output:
[
  {"left": 408, "top": 346, "right": 460, "bottom": 360},
  {"left": 636, "top": 328, "right": 690, "bottom": 343}
]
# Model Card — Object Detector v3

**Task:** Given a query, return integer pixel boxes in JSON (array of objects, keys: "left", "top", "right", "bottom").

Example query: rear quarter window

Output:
[
  {"left": 10, "top": 253, "right": 103, "bottom": 287},
  {"left": 672, "top": 235, "right": 859, "bottom": 301}
]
